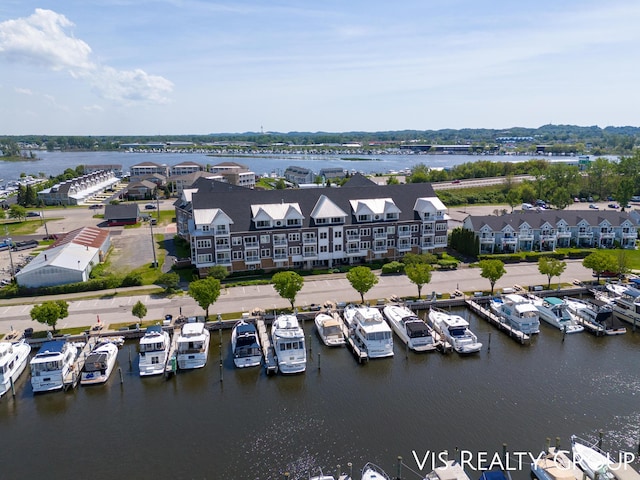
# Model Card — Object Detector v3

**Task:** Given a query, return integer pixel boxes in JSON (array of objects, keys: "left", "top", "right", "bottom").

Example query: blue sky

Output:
[{"left": 1, "top": 0, "right": 639, "bottom": 135}]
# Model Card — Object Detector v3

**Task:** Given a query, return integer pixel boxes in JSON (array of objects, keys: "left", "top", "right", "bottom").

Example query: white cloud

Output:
[
  {"left": 15, "top": 87, "right": 33, "bottom": 95},
  {"left": 0, "top": 8, "right": 173, "bottom": 105}
]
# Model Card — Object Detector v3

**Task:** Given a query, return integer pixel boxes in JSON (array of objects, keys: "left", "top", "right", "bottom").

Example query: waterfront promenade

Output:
[{"left": 0, "top": 259, "right": 593, "bottom": 335}]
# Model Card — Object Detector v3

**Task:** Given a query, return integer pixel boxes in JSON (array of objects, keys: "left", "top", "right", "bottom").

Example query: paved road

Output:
[{"left": 0, "top": 259, "right": 593, "bottom": 334}]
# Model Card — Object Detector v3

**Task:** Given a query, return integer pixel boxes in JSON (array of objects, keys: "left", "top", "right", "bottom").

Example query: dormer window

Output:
[
  {"left": 358, "top": 214, "right": 370, "bottom": 222},
  {"left": 256, "top": 220, "right": 270, "bottom": 228},
  {"left": 287, "top": 218, "right": 301, "bottom": 227}
]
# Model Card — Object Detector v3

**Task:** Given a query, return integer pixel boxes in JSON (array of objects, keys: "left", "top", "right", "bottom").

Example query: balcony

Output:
[
  {"left": 245, "top": 255, "right": 261, "bottom": 264},
  {"left": 303, "top": 249, "right": 318, "bottom": 259},
  {"left": 502, "top": 237, "right": 517, "bottom": 245},
  {"left": 578, "top": 231, "right": 593, "bottom": 238},
  {"left": 600, "top": 231, "right": 615, "bottom": 239},
  {"left": 373, "top": 231, "right": 387, "bottom": 239},
  {"left": 273, "top": 253, "right": 289, "bottom": 261},
  {"left": 346, "top": 234, "right": 360, "bottom": 242},
  {"left": 214, "top": 227, "right": 229, "bottom": 236},
  {"left": 556, "top": 231, "right": 571, "bottom": 238},
  {"left": 519, "top": 233, "right": 534, "bottom": 241},
  {"left": 273, "top": 238, "right": 288, "bottom": 246},
  {"left": 479, "top": 237, "right": 495, "bottom": 244},
  {"left": 302, "top": 236, "right": 317, "bottom": 244},
  {"left": 397, "top": 242, "right": 412, "bottom": 252},
  {"left": 373, "top": 242, "right": 387, "bottom": 253},
  {"left": 398, "top": 229, "right": 411, "bottom": 238},
  {"left": 623, "top": 231, "right": 638, "bottom": 239},
  {"left": 346, "top": 247, "right": 364, "bottom": 256},
  {"left": 215, "top": 242, "right": 231, "bottom": 251},
  {"left": 244, "top": 242, "right": 259, "bottom": 249}
]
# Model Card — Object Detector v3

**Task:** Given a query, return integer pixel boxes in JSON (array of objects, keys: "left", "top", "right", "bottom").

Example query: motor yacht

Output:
[
  {"left": 490, "top": 293, "right": 540, "bottom": 335},
  {"left": 271, "top": 314, "right": 306, "bottom": 374},
  {"left": 428, "top": 307, "right": 482, "bottom": 354},
  {"left": 535, "top": 297, "right": 584, "bottom": 333},
  {"left": 343, "top": 304, "right": 394, "bottom": 359},
  {"left": 30, "top": 340, "right": 78, "bottom": 393},
  {"left": 611, "top": 287, "right": 640, "bottom": 328},
  {"left": 231, "top": 320, "right": 262, "bottom": 368},
  {"left": 531, "top": 447, "right": 583, "bottom": 480},
  {"left": 176, "top": 322, "right": 210, "bottom": 370},
  {"left": 80, "top": 341, "right": 119, "bottom": 385},
  {"left": 314, "top": 311, "right": 345, "bottom": 347},
  {"left": 382, "top": 304, "right": 441, "bottom": 352},
  {"left": 361, "top": 462, "right": 391, "bottom": 480},
  {"left": 0, "top": 339, "right": 31, "bottom": 397},
  {"left": 138, "top": 325, "right": 172, "bottom": 377}
]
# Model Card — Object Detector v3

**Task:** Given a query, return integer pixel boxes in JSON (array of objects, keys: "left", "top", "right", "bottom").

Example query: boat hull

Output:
[
  {"left": 0, "top": 342, "right": 31, "bottom": 397},
  {"left": 233, "top": 355, "right": 262, "bottom": 368}
]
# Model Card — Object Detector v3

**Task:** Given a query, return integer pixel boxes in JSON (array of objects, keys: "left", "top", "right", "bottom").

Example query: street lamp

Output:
[
  {"left": 6, "top": 236, "right": 15, "bottom": 278},
  {"left": 149, "top": 217, "right": 158, "bottom": 269},
  {"left": 41, "top": 209, "right": 49, "bottom": 239}
]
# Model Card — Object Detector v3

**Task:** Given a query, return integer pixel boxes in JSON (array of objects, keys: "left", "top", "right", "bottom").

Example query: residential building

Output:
[
  {"left": 284, "top": 166, "right": 314, "bottom": 185},
  {"left": 170, "top": 161, "right": 204, "bottom": 177},
  {"left": 130, "top": 162, "right": 170, "bottom": 182},
  {"left": 37, "top": 170, "right": 119, "bottom": 206},
  {"left": 463, "top": 210, "right": 638, "bottom": 254},
  {"left": 208, "top": 162, "right": 256, "bottom": 189},
  {"left": 319, "top": 167, "right": 346, "bottom": 181},
  {"left": 174, "top": 174, "right": 449, "bottom": 276},
  {"left": 104, "top": 204, "right": 141, "bottom": 226},
  {"left": 125, "top": 180, "right": 157, "bottom": 200}
]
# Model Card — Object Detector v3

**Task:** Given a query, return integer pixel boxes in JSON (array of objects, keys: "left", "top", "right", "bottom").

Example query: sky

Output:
[{"left": 1, "top": 0, "right": 640, "bottom": 136}]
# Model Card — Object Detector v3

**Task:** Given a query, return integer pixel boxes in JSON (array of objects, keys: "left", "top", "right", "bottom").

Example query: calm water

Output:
[
  {"left": 2, "top": 308, "right": 640, "bottom": 480},
  {"left": 2, "top": 151, "right": 535, "bottom": 183}
]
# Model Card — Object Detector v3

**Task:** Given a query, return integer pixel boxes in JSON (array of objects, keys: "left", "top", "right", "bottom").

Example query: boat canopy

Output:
[{"left": 544, "top": 297, "right": 564, "bottom": 306}]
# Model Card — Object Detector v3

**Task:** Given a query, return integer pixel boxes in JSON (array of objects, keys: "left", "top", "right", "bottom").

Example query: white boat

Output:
[
  {"left": 606, "top": 283, "right": 628, "bottom": 298},
  {"left": 572, "top": 436, "right": 640, "bottom": 480},
  {"left": 531, "top": 447, "right": 583, "bottom": 480},
  {"left": 490, "top": 294, "right": 541, "bottom": 335},
  {"left": 139, "top": 325, "right": 172, "bottom": 377},
  {"left": 343, "top": 304, "right": 394, "bottom": 359},
  {"left": 428, "top": 307, "right": 482, "bottom": 354},
  {"left": 382, "top": 304, "right": 441, "bottom": 352},
  {"left": 361, "top": 462, "right": 391, "bottom": 480},
  {"left": 30, "top": 340, "right": 78, "bottom": 393},
  {"left": 314, "top": 311, "right": 345, "bottom": 347},
  {"left": 271, "top": 314, "right": 306, "bottom": 374},
  {"left": 535, "top": 297, "right": 584, "bottom": 333},
  {"left": 80, "top": 341, "right": 119, "bottom": 385},
  {"left": 564, "top": 298, "right": 624, "bottom": 335},
  {"left": 0, "top": 340, "right": 31, "bottom": 397},
  {"left": 231, "top": 320, "right": 262, "bottom": 368},
  {"left": 176, "top": 322, "right": 210, "bottom": 370},
  {"left": 611, "top": 287, "right": 640, "bottom": 327},
  {"left": 424, "top": 460, "right": 472, "bottom": 480}
]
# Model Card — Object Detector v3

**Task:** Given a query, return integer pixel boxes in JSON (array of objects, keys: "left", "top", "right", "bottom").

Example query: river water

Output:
[
  {"left": 2, "top": 308, "right": 639, "bottom": 480},
  {"left": 2, "top": 151, "right": 539, "bottom": 183}
]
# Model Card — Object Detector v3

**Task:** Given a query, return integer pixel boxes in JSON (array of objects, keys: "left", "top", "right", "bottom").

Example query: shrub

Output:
[{"left": 381, "top": 261, "right": 405, "bottom": 274}]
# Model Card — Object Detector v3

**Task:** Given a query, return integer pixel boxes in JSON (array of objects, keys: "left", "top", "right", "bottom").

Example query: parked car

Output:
[
  {"left": 608, "top": 203, "right": 620, "bottom": 209},
  {"left": 43, "top": 234, "right": 59, "bottom": 240},
  {"left": 26, "top": 211, "right": 40, "bottom": 217},
  {"left": 88, "top": 204, "right": 103, "bottom": 210},
  {"left": 589, "top": 204, "right": 599, "bottom": 209},
  {"left": 522, "top": 203, "right": 534, "bottom": 210},
  {"left": 451, "top": 179, "right": 461, "bottom": 184},
  {"left": 145, "top": 204, "right": 156, "bottom": 210}
]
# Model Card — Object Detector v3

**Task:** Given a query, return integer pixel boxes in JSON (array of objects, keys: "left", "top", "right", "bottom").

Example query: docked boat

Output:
[
  {"left": 564, "top": 298, "right": 624, "bottom": 335},
  {"left": 428, "top": 307, "right": 482, "bottom": 354},
  {"left": 30, "top": 340, "right": 78, "bottom": 393},
  {"left": 535, "top": 297, "right": 584, "bottom": 333},
  {"left": 531, "top": 447, "right": 583, "bottom": 480},
  {"left": 0, "top": 340, "right": 31, "bottom": 397},
  {"left": 382, "top": 304, "right": 441, "bottom": 352},
  {"left": 231, "top": 320, "right": 262, "bottom": 368},
  {"left": 176, "top": 322, "right": 210, "bottom": 370},
  {"left": 343, "top": 304, "right": 394, "bottom": 359},
  {"left": 424, "top": 460, "right": 472, "bottom": 480},
  {"left": 611, "top": 287, "right": 640, "bottom": 327},
  {"left": 271, "top": 314, "right": 306, "bottom": 374},
  {"left": 361, "top": 462, "right": 391, "bottom": 480},
  {"left": 571, "top": 435, "right": 640, "bottom": 480},
  {"left": 489, "top": 294, "right": 540, "bottom": 335},
  {"left": 314, "top": 311, "right": 345, "bottom": 347},
  {"left": 139, "top": 325, "right": 171, "bottom": 376},
  {"left": 606, "top": 283, "right": 628, "bottom": 298},
  {"left": 80, "top": 341, "right": 119, "bottom": 385}
]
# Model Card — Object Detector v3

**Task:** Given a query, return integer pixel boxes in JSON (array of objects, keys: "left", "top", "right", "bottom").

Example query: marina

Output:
[{"left": 1, "top": 304, "right": 640, "bottom": 479}]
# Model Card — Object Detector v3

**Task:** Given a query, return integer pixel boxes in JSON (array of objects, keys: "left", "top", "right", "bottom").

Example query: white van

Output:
[{"left": 522, "top": 203, "right": 533, "bottom": 210}]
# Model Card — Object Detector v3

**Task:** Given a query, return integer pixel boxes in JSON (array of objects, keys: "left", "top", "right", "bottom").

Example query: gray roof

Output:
[
  {"left": 104, "top": 203, "right": 140, "bottom": 220},
  {"left": 466, "top": 209, "right": 638, "bottom": 231},
  {"left": 190, "top": 174, "right": 438, "bottom": 232}
]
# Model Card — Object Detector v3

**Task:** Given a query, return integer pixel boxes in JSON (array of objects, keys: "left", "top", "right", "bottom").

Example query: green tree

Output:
[
  {"left": 188, "top": 277, "right": 221, "bottom": 319},
  {"left": 582, "top": 251, "right": 616, "bottom": 282},
  {"left": 405, "top": 263, "right": 432, "bottom": 299},
  {"left": 30, "top": 300, "right": 69, "bottom": 332},
  {"left": 275, "top": 178, "right": 286, "bottom": 189},
  {"left": 132, "top": 300, "right": 148, "bottom": 322},
  {"left": 538, "top": 257, "right": 567, "bottom": 289},
  {"left": 271, "top": 271, "right": 304, "bottom": 310},
  {"left": 156, "top": 272, "right": 180, "bottom": 293},
  {"left": 616, "top": 250, "right": 631, "bottom": 278},
  {"left": 478, "top": 259, "right": 506, "bottom": 295},
  {"left": 9, "top": 204, "right": 27, "bottom": 221},
  {"left": 505, "top": 189, "right": 520, "bottom": 213},
  {"left": 346, "top": 266, "right": 378, "bottom": 303},
  {"left": 208, "top": 265, "right": 229, "bottom": 281},
  {"left": 402, "top": 252, "right": 437, "bottom": 266}
]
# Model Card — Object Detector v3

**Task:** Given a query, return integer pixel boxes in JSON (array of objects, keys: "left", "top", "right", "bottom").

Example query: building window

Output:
[
  {"left": 387, "top": 226, "right": 395, "bottom": 234},
  {"left": 387, "top": 239, "right": 395, "bottom": 247},
  {"left": 261, "top": 249, "right": 271, "bottom": 258},
  {"left": 360, "top": 228, "right": 371, "bottom": 237},
  {"left": 410, "top": 237, "right": 419, "bottom": 245},
  {"left": 200, "top": 225, "right": 210, "bottom": 232},
  {"left": 358, "top": 214, "right": 370, "bottom": 222},
  {"left": 319, "top": 231, "right": 328, "bottom": 240},
  {"left": 287, "top": 218, "right": 301, "bottom": 227},
  {"left": 334, "top": 244, "right": 342, "bottom": 251},
  {"left": 359, "top": 241, "right": 370, "bottom": 250},
  {"left": 260, "top": 235, "right": 270, "bottom": 244},
  {"left": 334, "top": 230, "right": 342, "bottom": 238},
  {"left": 196, "top": 239, "right": 211, "bottom": 249},
  {"left": 232, "top": 251, "right": 243, "bottom": 260},
  {"left": 386, "top": 212, "right": 398, "bottom": 220},
  {"left": 331, "top": 217, "right": 343, "bottom": 224},
  {"left": 288, "top": 233, "right": 300, "bottom": 242},
  {"left": 289, "top": 246, "right": 301, "bottom": 255},
  {"left": 320, "top": 245, "right": 328, "bottom": 253},
  {"left": 315, "top": 218, "right": 328, "bottom": 225},
  {"left": 256, "top": 220, "right": 270, "bottom": 228},
  {"left": 232, "top": 237, "right": 242, "bottom": 246},
  {"left": 436, "top": 223, "right": 447, "bottom": 231},
  {"left": 244, "top": 236, "right": 258, "bottom": 246},
  {"left": 410, "top": 224, "right": 419, "bottom": 233},
  {"left": 196, "top": 254, "right": 212, "bottom": 264}
]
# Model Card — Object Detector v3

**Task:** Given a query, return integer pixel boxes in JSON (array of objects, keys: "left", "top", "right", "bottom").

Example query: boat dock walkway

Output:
[
  {"left": 335, "top": 312, "right": 368, "bottom": 363},
  {"left": 572, "top": 316, "right": 606, "bottom": 336},
  {"left": 64, "top": 337, "right": 98, "bottom": 390},
  {"left": 255, "top": 318, "right": 278, "bottom": 374},
  {"left": 165, "top": 326, "right": 179, "bottom": 377},
  {"left": 465, "top": 299, "right": 531, "bottom": 345}
]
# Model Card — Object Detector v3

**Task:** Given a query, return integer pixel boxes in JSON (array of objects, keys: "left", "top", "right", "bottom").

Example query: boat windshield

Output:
[
  {"left": 140, "top": 341, "right": 165, "bottom": 352},
  {"left": 31, "top": 360, "right": 62, "bottom": 373},
  {"left": 236, "top": 336, "right": 257, "bottom": 348},
  {"left": 237, "top": 346, "right": 261, "bottom": 357},
  {"left": 323, "top": 325, "right": 342, "bottom": 336},
  {"left": 406, "top": 322, "right": 429, "bottom": 338},
  {"left": 448, "top": 326, "right": 467, "bottom": 337},
  {"left": 178, "top": 340, "right": 204, "bottom": 353},
  {"left": 279, "top": 341, "right": 304, "bottom": 351},
  {"left": 366, "top": 331, "right": 391, "bottom": 341}
]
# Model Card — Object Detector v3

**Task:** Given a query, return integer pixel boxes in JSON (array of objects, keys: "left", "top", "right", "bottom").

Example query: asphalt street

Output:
[{"left": 0, "top": 258, "right": 593, "bottom": 334}]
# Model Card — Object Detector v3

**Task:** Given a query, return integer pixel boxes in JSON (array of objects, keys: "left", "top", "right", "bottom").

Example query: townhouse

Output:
[
  {"left": 463, "top": 210, "right": 638, "bottom": 254},
  {"left": 175, "top": 174, "right": 449, "bottom": 275}
]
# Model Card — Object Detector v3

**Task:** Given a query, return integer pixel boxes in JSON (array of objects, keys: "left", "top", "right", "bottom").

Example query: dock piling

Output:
[
  {"left": 598, "top": 431, "right": 603, "bottom": 449},
  {"left": 10, "top": 376, "right": 15, "bottom": 397},
  {"left": 317, "top": 352, "right": 321, "bottom": 370},
  {"left": 118, "top": 366, "right": 123, "bottom": 384},
  {"left": 397, "top": 456, "right": 402, "bottom": 479},
  {"left": 336, "top": 465, "right": 341, "bottom": 479},
  {"left": 348, "top": 462, "right": 353, "bottom": 478},
  {"left": 488, "top": 333, "right": 492, "bottom": 352}
]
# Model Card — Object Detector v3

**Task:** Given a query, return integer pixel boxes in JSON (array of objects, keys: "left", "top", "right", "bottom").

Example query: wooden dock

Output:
[
  {"left": 465, "top": 299, "right": 531, "bottom": 345},
  {"left": 165, "top": 327, "right": 179, "bottom": 377},
  {"left": 64, "top": 337, "right": 97, "bottom": 390},
  {"left": 256, "top": 318, "right": 278, "bottom": 374},
  {"left": 335, "top": 311, "right": 368, "bottom": 363}
]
